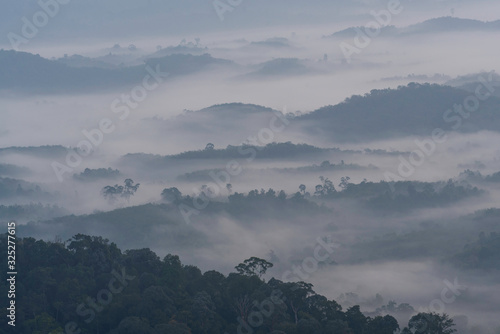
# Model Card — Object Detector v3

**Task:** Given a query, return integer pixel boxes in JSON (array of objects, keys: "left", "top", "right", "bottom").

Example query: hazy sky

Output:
[
  {"left": 2, "top": 0, "right": 500, "bottom": 55},
  {"left": 2, "top": 1, "right": 500, "bottom": 332}
]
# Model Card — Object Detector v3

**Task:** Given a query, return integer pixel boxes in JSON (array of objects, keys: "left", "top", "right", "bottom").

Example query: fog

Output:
[{"left": 2, "top": 1, "right": 500, "bottom": 333}]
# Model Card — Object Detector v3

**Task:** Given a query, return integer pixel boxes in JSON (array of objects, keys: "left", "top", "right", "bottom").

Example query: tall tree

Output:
[
  {"left": 406, "top": 312, "right": 456, "bottom": 334},
  {"left": 235, "top": 257, "right": 274, "bottom": 278}
]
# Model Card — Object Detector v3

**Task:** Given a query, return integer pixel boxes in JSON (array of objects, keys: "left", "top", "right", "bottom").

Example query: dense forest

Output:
[
  {"left": 2, "top": 4, "right": 500, "bottom": 332},
  {"left": 0, "top": 235, "right": 457, "bottom": 334}
]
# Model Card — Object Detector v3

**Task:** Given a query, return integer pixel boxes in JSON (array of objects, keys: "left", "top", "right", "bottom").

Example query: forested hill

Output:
[
  {"left": 0, "top": 50, "right": 231, "bottom": 93},
  {"left": 0, "top": 235, "right": 456, "bottom": 334},
  {"left": 297, "top": 83, "right": 500, "bottom": 142},
  {"left": 328, "top": 17, "right": 500, "bottom": 38}
]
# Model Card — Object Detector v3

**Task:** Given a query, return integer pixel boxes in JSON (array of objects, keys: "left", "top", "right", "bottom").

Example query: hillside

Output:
[
  {"left": 0, "top": 50, "right": 233, "bottom": 93},
  {"left": 297, "top": 83, "right": 500, "bottom": 141},
  {"left": 328, "top": 17, "right": 500, "bottom": 38}
]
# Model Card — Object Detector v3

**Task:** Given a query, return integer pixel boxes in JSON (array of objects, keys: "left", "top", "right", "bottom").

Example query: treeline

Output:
[
  {"left": 0, "top": 203, "right": 67, "bottom": 222},
  {"left": 162, "top": 177, "right": 483, "bottom": 216},
  {"left": 0, "top": 235, "right": 456, "bottom": 334},
  {"left": 74, "top": 168, "right": 121, "bottom": 181},
  {"left": 451, "top": 231, "right": 500, "bottom": 270},
  {"left": 298, "top": 83, "right": 500, "bottom": 141},
  {"left": 0, "top": 177, "right": 50, "bottom": 200},
  {"left": 0, "top": 50, "right": 229, "bottom": 93},
  {"left": 460, "top": 169, "right": 500, "bottom": 183},
  {"left": 123, "top": 142, "right": 331, "bottom": 168}
]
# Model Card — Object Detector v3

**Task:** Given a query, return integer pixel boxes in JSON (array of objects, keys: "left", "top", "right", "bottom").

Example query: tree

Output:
[
  {"left": 235, "top": 257, "right": 273, "bottom": 278},
  {"left": 154, "top": 322, "right": 191, "bottom": 334},
  {"left": 345, "top": 305, "right": 368, "bottom": 334},
  {"left": 406, "top": 313, "right": 456, "bottom": 334},
  {"left": 122, "top": 179, "right": 140, "bottom": 202},
  {"left": 321, "top": 160, "right": 331, "bottom": 168},
  {"left": 282, "top": 282, "right": 315, "bottom": 324},
  {"left": 25, "top": 313, "right": 62, "bottom": 334},
  {"left": 305, "top": 294, "right": 342, "bottom": 322},
  {"left": 297, "top": 318, "right": 321, "bottom": 334},
  {"left": 117, "top": 316, "right": 153, "bottom": 334},
  {"left": 315, "top": 176, "right": 336, "bottom": 196},
  {"left": 205, "top": 143, "right": 215, "bottom": 151},
  {"left": 367, "top": 315, "right": 399, "bottom": 334},
  {"left": 325, "top": 319, "right": 351, "bottom": 334},
  {"left": 278, "top": 190, "right": 287, "bottom": 200},
  {"left": 101, "top": 184, "right": 123, "bottom": 204},
  {"left": 101, "top": 179, "right": 140, "bottom": 204},
  {"left": 339, "top": 176, "right": 351, "bottom": 190},
  {"left": 161, "top": 187, "right": 182, "bottom": 203}
]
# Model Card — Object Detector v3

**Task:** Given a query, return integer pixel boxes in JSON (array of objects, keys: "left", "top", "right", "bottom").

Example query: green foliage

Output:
[
  {"left": 451, "top": 232, "right": 500, "bottom": 269},
  {"left": 367, "top": 315, "right": 400, "bottom": 334},
  {"left": 0, "top": 234, "right": 452, "bottom": 334},
  {"left": 0, "top": 203, "right": 67, "bottom": 222},
  {"left": 102, "top": 179, "right": 140, "bottom": 204},
  {"left": 405, "top": 312, "right": 456, "bottom": 334},
  {"left": 73, "top": 168, "right": 121, "bottom": 181},
  {"left": 124, "top": 142, "right": 330, "bottom": 171},
  {"left": 0, "top": 177, "right": 50, "bottom": 200},
  {"left": 299, "top": 83, "right": 500, "bottom": 141},
  {"left": 0, "top": 50, "right": 230, "bottom": 93},
  {"left": 161, "top": 187, "right": 183, "bottom": 203},
  {"left": 312, "top": 178, "right": 483, "bottom": 213},
  {"left": 235, "top": 257, "right": 274, "bottom": 278},
  {"left": 0, "top": 163, "right": 30, "bottom": 177}
]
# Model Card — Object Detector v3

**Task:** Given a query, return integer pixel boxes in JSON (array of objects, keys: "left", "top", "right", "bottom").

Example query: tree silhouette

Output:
[
  {"left": 406, "top": 312, "right": 456, "bottom": 334},
  {"left": 339, "top": 176, "right": 351, "bottom": 190},
  {"left": 101, "top": 179, "right": 140, "bottom": 204},
  {"left": 161, "top": 187, "right": 182, "bottom": 203},
  {"left": 235, "top": 257, "right": 273, "bottom": 278}
]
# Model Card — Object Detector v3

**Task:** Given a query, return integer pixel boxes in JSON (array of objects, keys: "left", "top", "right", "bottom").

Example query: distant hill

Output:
[
  {"left": 140, "top": 44, "right": 208, "bottom": 60},
  {"left": 402, "top": 17, "right": 500, "bottom": 34},
  {"left": 0, "top": 177, "right": 50, "bottom": 200},
  {"left": 327, "top": 17, "right": 500, "bottom": 39},
  {"left": 0, "top": 163, "right": 30, "bottom": 177},
  {"left": 245, "top": 58, "right": 311, "bottom": 77},
  {"left": 249, "top": 37, "right": 292, "bottom": 48},
  {"left": 18, "top": 192, "right": 324, "bottom": 249},
  {"left": 145, "top": 83, "right": 500, "bottom": 144},
  {"left": 296, "top": 83, "right": 500, "bottom": 142},
  {"left": 73, "top": 167, "right": 121, "bottom": 181},
  {"left": 121, "top": 142, "right": 331, "bottom": 169},
  {"left": 0, "top": 145, "right": 70, "bottom": 159},
  {"left": 55, "top": 54, "right": 118, "bottom": 69},
  {"left": 18, "top": 203, "right": 207, "bottom": 250},
  {"left": 196, "top": 103, "right": 278, "bottom": 115},
  {"left": 445, "top": 71, "right": 500, "bottom": 98},
  {"left": 328, "top": 25, "right": 398, "bottom": 38},
  {"left": 0, "top": 50, "right": 233, "bottom": 93}
]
